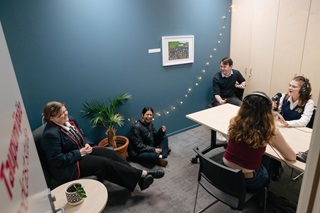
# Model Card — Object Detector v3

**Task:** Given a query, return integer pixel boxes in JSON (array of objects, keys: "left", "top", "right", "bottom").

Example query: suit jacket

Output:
[{"left": 41, "top": 119, "right": 86, "bottom": 183}]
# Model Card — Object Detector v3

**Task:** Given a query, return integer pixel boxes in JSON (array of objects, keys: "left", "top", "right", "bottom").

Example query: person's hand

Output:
[
  {"left": 161, "top": 125, "right": 166, "bottom": 132},
  {"left": 155, "top": 148, "right": 162, "bottom": 154},
  {"left": 277, "top": 113, "right": 288, "bottom": 127},
  {"left": 80, "top": 144, "right": 93, "bottom": 155},
  {"left": 220, "top": 99, "right": 227, "bottom": 104},
  {"left": 235, "top": 84, "right": 245, "bottom": 89}
]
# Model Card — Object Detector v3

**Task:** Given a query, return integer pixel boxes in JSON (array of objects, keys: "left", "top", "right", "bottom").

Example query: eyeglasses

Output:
[{"left": 56, "top": 109, "right": 68, "bottom": 118}]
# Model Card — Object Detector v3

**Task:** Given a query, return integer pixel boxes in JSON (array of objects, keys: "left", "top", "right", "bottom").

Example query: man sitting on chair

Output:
[{"left": 209, "top": 57, "right": 246, "bottom": 141}]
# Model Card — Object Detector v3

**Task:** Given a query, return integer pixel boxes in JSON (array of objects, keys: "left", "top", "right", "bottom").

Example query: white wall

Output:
[{"left": 0, "top": 22, "right": 52, "bottom": 213}]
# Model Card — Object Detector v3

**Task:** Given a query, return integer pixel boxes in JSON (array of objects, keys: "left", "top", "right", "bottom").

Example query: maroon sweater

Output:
[{"left": 224, "top": 139, "right": 266, "bottom": 170}]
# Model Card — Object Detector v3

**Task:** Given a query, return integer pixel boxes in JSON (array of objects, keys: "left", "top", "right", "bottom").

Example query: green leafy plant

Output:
[
  {"left": 81, "top": 92, "right": 132, "bottom": 148},
  {"left": 74, "top": 184, "right": 87, "bottom": 198}
]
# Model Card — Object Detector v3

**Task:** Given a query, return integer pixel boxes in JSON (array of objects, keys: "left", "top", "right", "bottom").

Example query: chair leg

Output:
[
  {"left": 291, "top": 168, "right": 304, "bottom": 180},
  {"left": 263, "top": 187, "right": 267, "bottom": 213},
  {"left": 197, "top": 200, "right": 218, "bottom": 213},
  {"left": 193, "top": 183, "right": 200, "bottom": 213},
  {"left": 194, "top": 183, "right": 219, "bottom": 213}
]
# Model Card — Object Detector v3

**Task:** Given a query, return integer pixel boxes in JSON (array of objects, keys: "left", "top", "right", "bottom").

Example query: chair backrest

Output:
[
  {"left": 194, "top": 147, "right": 247, "bottom": 210},
  {"left": 306, "top": 108, "right": 316, "bottom": 129},
  {"left": 32, "top": 124, "right": 55, "bottom": 188},
  {"left": 234, "top": 87, "right": 244, "bottom": 100},
  {"left": 33, "top": 123, "right": 99, "bottom": 189}
]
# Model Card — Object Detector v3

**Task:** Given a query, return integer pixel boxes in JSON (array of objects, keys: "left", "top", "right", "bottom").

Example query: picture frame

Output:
[{"left": 162, "top": 35, "right": 194, "bottom": 66}]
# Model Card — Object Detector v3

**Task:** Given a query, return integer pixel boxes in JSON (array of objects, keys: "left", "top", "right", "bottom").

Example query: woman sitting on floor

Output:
[{"left": 128, "top": 106, "right": 170, "bottom": 167}]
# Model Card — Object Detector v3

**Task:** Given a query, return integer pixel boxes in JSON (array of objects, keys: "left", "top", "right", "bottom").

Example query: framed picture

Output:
[{"left": 162, "top": 35, "right": 194, "bottom": 66}]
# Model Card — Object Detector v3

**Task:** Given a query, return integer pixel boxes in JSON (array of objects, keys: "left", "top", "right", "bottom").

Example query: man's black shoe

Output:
[
  {"left": 148, "top": 169, "right": 165, "bottom": 179},
  {"left": 139, "top": 174, "right": 154, "bottom": 191}
]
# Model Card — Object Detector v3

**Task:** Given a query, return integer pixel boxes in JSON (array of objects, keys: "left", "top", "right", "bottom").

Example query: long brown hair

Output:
[
  {"left": 286, "top": 76, "right": 312, "bottom": 106},
  {"left": 42, "top": 101, "right": 65, "bottom": 122},
  {"left": 228, "top": 92, "right": 276, "bottom": 148}
]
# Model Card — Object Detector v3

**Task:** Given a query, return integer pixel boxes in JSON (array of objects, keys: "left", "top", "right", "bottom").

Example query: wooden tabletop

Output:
[
  {"left": 51, "top": 179, "right": 108, "bottom": 213},
  {"left": 186, "top": 104, "right": 312, "bottom": 172}
]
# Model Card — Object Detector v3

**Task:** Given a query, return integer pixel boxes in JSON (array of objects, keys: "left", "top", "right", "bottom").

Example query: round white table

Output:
[{"left": 51, "top": 179, "right": 108, "bottom": 213}]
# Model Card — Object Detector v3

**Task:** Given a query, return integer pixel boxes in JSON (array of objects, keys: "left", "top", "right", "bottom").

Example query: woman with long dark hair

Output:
[{"left": 223, "top": 92, "right": 296, "bottom": 190}]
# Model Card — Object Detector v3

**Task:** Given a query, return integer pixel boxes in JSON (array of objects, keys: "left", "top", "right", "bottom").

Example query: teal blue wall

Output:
[{"left": 0, "top": 0, "right": 231, "bottom": 143}]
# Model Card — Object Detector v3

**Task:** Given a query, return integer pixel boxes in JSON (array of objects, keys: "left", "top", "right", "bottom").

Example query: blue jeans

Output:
[
  {"left": 222, "top": 155, "right": 271, "bottom": 191},
  {"left": 134, "top": 134, "right": 169, "bottom": 164},
  {"left": 245, "top": 155, "right": 272, "bottom": 191}
]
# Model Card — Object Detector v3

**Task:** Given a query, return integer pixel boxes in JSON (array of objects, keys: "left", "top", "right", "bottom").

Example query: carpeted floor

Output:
[{"left": 102, "top": 126, "right": 302, "bottom": 213}]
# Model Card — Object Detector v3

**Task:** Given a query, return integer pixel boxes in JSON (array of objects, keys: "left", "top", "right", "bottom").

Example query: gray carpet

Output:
[{"left": 102, "top": 126, "right": 302, "bottom": 213}]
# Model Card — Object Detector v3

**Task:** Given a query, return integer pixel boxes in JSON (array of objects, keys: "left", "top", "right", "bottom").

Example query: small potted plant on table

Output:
[
  {"left": 65, "top": 183, "right": 87, "bottom": 205},
  {"left": 81, "top": 93, "right": 131, "bottom": 158}
]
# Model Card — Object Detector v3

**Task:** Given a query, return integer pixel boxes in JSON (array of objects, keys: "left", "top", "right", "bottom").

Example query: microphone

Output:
[{"left": 272, "top": 93, "right": 282, "bottom": 111}]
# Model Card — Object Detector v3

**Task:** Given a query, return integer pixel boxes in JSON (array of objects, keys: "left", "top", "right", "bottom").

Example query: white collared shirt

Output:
[
  {"left": 279, "top": 94, "right": 314, "bottom": 127},
  {"left": 221, "top": 70, "right": 233, "bottom": 78}
]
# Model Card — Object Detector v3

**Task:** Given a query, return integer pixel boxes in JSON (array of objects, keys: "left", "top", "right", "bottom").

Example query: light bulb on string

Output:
[{"left": 122, "top": 6, "right": 230, "bottom": 122}]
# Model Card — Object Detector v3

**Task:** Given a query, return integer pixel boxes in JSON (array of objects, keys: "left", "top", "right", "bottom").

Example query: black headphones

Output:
[
  {"left": 299, "top": 76, "right": 310, "bottom": 96},
  {"left": 243, "top": 92, "right": 272, "bottom": 106}
]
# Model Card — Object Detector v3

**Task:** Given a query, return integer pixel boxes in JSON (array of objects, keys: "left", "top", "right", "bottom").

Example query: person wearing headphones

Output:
[
  {"left": 223, "top": 92, "right": 296, "bottom": 191},
  {"left": 276, "top": 76, "right": 314, "bottom": 127},
  {"left": 272, "top": 76, "right": 314, "bottom": 180}
]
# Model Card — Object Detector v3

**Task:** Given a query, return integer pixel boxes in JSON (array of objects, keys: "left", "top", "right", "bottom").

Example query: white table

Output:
[
  {"left": 186, "top": 104, "right": 312, "bottom": 171},
  {"left": 51, "top": 179, "right": 108, "bottom": 213}
]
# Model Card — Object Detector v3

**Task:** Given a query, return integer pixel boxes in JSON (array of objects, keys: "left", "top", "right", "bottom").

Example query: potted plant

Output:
[
  {"left": 65, "top": 183, "right": 87, "bottom": 205},
  {"left": 81, "top": 93, "right": 131, "bottom": 158}
]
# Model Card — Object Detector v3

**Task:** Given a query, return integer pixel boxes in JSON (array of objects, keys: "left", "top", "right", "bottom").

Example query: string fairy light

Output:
[{"left": 127, "top": 3, "right": 232, "bottom": 123}]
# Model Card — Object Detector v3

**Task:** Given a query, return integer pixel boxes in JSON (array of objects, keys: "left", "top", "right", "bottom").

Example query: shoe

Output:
[
  {"left": 139, "top": 174, "right": 154, "bottom": 191},
  {"left": 148, "top": 169, "right": 165, "bottom": 179},
  {"left": 216, "top": 132, "right": 227, "bottom": 142},
  {"left": 168, "top": 148, "right": 171, "bottom": 154},
  {"left": 156, "top": 159, "right": 168, "bottom": 167}
]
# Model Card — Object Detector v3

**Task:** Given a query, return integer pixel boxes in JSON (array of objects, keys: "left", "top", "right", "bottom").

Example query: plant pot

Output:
[
  {"left": 65, "top": 183, "right": 85, "bottom": 205},
  {"left": 98, "top": 136, "right": 129, "bottom": 159}
]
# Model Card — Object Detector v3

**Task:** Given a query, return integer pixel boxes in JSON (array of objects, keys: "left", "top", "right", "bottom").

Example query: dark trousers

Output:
[
  {"left": 210, "top": 96, "right": 242, "bottom": 108},
  {"left": 79, "top": 147, "right": 142, "bottom": 192},
  {"left": 134, "top": 135, "right": 169, "bottom": 164}
]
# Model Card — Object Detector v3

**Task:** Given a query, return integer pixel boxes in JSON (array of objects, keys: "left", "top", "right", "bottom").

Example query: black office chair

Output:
[
  {"left": 32, "top": 124, "right": 98, "bottom": 190},
  {"left": 291, "top": 108, "right": 316, "bottom": 180},
  {"left": 193, "top": 147, "right": 267, "bottom": 213}
]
